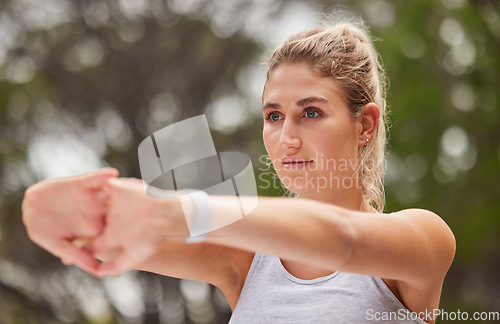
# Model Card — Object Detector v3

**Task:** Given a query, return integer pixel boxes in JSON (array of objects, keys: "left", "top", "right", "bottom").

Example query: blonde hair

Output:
[{"left": 265, "top": 21, "right": 388, "bottom": 212}]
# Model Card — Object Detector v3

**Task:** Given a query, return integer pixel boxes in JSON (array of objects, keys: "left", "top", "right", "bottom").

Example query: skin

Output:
[
  {"left": 21, "top": 168, "right": 118, "bottom": 276},
  {"left": 262, "top": 62, "right": 373, "bottom": 209},
  {"left": 21, "top": 63, "right": 456, "bottom": 324}
]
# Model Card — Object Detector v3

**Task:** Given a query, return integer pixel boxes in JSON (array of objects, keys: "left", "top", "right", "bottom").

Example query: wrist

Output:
[
  {"left": 181, "top": 190, "right": 211, "bottom": 243},
  {"left": 155, "top": 195, "right": 189, "bottom": 239}
]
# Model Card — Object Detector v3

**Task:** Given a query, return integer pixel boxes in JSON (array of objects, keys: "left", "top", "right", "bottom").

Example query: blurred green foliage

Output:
[{"left": 0, "top": 0, "right": 499, "bottom": 323}]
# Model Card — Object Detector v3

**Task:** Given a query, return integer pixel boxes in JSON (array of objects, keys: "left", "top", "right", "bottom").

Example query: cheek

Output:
[
  {"left": 313, "top": 122, "right": 358, "bottom": 157},
  {"left": 262, "top": 127, "right": 276, "bottom": 154}
]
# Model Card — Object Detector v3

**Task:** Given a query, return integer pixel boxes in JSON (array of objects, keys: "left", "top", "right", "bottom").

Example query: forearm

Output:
[
  {"left": 203, "top": 196, "right": 355, "bottom": 271},
  {"left": 129, "top": 198, "right": 243, "bottom": 287},
  {"left": 94, "top": 189, "right": 351, "bottom": 281},
  {"left": 136, "top": 238, "right": 237, "bottom": 284}
]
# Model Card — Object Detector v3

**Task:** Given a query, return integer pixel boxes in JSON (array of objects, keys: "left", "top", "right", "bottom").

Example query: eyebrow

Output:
[
  {"left": 262, "top": 96, "right": 328, "bottom": 111},
  {"left": 297, "top": 96, "right": 328, "bottom": 107}
]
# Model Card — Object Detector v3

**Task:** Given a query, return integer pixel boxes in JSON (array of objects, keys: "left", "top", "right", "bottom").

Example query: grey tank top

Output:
[{"left": 229, "top": 253, "right": 427, "bottom": 324}]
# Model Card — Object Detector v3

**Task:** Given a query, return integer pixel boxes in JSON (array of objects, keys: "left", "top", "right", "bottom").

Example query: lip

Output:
[{"left": 282, "top": 157, "right": 313, "bottom": 169}]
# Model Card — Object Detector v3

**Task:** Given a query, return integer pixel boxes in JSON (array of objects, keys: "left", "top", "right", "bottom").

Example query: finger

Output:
[
  {"left": 100, "top": 178, "right": 137, "bottom": 208},
  {"left": 95, "top": 190, "right": 110, "bottom": 211},
  {"left": 103, "top": 177, "right": 132, "bottom": 190},
  {"left": 72, "top": 237, "right": 105, "bottom": 254},
  {"left": 119, "top": 177, "right": 146, "bottom": 185},
  {"left": 61, "top": 257, "right": 73, "bottom": 266},
  {"left": 106, "top": 177, "right": 147, "bottom": 192},
  {"left": 90, "top": 176, "right": 119, "bottom": 218},
  {"left": 73, "top": 215, "right": 107, "bottom": 239},
  {"left": 82, "top": 168, "right": 119, "bottom": 190},
  {"left": 98, "top": 244, "right": 153, "bottom": 277},
  {"left": 72, "top": 237, "right": 93, "bottom": 249},
  {"left": 91, "top": 187, "right": 112, "bottom": 218},
  {"left": 83, "top": 234, "right": 122, "bottom": 262},
  {"left": 89, "top": 233, "right": 120, "bottom": 257},
  {"left": 55, "top": 240, "right": 101, "bottom": 276},
  {"left": 95, "top": 247, "right": 122, "bottom": 263},
  {"left": 99, "top": 177, "right": 126, "bottom": 203}
]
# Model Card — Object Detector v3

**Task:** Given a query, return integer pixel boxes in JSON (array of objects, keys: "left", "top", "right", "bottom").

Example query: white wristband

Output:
[{"left": 184, "top": 190, "right": 211, "bottom": 243}]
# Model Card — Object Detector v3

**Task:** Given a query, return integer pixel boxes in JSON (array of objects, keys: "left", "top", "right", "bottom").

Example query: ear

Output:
[{"left": 358, "top": 103, "right": 380, "bottom": 147}]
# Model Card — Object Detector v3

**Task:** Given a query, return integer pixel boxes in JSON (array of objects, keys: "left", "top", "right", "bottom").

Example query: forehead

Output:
[{"left": 263, "top": 62, "right": 345, "bottom": 104}]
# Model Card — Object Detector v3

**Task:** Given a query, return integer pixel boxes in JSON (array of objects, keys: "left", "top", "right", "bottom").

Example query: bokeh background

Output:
[{"left": 0, "top": 0, "right": 499, "bottom": 323}]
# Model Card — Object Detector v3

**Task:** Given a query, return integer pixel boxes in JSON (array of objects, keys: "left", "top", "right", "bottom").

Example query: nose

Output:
[{"left": 279, "top": 119, "right": 301, "bottom": 151}]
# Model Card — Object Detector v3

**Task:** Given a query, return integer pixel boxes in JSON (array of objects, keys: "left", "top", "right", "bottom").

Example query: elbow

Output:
[
  {"left": 440, "top": 217, "right": 456, "bottom": 273},
  {"left": 422, "top": 210, "right": 457, "bottom": 273}
]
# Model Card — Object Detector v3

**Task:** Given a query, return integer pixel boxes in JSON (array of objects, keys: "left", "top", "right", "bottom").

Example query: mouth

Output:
[{"left": 282, "top": 159, "right": 313, "bottom": 170}]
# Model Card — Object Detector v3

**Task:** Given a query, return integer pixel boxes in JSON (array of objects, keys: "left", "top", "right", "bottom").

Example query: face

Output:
[{"left": 262, "top": 62, "right": 362, "bottom": 199}]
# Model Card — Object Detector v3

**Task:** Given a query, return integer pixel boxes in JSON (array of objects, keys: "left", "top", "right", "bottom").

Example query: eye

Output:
[
  {"left": 305, "top": 109, "right": 320, "bottom": 118},
  {"left": 265, "top": 111, "right": 283, "bottom": 122}
]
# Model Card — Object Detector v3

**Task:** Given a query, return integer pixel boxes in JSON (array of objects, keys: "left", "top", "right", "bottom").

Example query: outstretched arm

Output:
[
  {"left": 203, "top": 196, "right": 455, "bottom": 285},
  {"left": 95, "top": 178, "right": 455, "bottom": 315},
  {"left": 96, "top": 181, "right": 455, "bottom": 282}
]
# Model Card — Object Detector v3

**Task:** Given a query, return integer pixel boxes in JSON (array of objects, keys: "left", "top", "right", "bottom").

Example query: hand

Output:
[
  {"left": 21, "top": 168, "right": 119, "bottom": 275},
  {"left": 90, "top": 178, "right": 185, "bottom": 277}
]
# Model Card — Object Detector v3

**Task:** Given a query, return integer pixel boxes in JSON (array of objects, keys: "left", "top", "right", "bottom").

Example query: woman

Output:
[{"left": 22, "top": 21, "right": 455, "bottom": 323}]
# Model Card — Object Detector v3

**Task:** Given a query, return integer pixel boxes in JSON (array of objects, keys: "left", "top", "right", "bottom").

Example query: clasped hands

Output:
[{"left": 21, "top": 168, "right": 186, "bottom": 277}]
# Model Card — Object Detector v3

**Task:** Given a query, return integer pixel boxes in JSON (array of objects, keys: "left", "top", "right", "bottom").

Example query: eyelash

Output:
[
  {"left": 264, "top": 108, "right": 321, "bottom": 121},
  {"left": 264, "top": 110, "right": 279, "bottom": 121}
]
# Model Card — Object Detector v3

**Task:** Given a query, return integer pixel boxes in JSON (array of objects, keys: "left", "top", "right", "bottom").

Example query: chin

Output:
[{"left": 279, "top": 176, "right": 320, "bottom": 196}]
